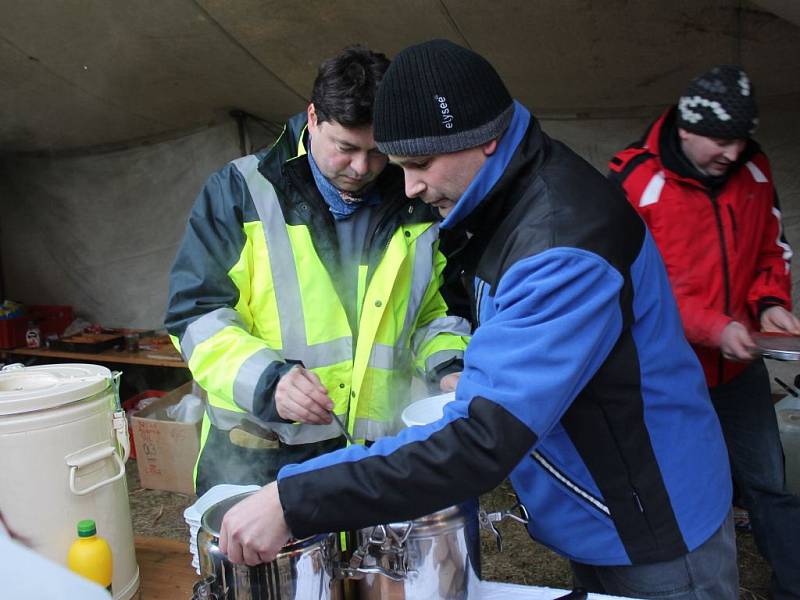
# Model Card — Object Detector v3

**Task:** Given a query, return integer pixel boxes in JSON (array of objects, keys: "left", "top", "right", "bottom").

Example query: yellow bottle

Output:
[{"left": 67, "top": 519, "right": 113, "bottom": 594}]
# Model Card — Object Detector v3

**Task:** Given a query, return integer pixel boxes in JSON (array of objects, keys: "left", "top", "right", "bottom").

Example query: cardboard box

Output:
[{"left": 131, "top": 381, "right": 201, "bottom": 495}]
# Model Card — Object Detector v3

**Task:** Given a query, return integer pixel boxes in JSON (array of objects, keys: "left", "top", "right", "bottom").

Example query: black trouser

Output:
[
  {"left": 195, "top": 424, "right": 346, "bottom": 496},
  {"left": 709, "top": 359, "right": 800, "bottom": 600}
]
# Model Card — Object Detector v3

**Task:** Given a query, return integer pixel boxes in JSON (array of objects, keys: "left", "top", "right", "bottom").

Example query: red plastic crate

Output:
[
  {"left": 28, "top": 305, "right": 74, "bottom": 337},
  {"left": 0, "top": 315, "right": 28, "bottom": 349}
]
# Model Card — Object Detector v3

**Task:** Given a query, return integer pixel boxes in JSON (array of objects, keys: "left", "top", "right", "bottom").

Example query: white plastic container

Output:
[
  {"left": 0, "top": 363, "right": 140, "bottom": 599},
  {"left": 775, "top": 395, "right": 800, "bottom": 495}
]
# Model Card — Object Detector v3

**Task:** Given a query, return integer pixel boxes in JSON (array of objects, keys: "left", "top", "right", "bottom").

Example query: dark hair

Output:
[{"left": 310, "top": 45, "right": 390, "bottom": 128}]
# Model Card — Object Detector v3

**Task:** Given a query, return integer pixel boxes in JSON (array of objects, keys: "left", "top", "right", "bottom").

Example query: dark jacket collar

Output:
[
  {"left": 458, "top": 118, "right": 547, "bottom": 236},
  {"left": 451, "top": 119, "right": 549, "bottom": 281},
  {"left": 257, "top": 112, "right": 309, "bottom": 186}
]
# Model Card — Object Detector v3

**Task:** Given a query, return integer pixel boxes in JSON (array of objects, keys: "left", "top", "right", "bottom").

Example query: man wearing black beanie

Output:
[
  {"left": 219, "top": 41, "right": 737, "bottom": 599},
  {"left": 611, "top": 65, "right": 800, "bottom": 599}
]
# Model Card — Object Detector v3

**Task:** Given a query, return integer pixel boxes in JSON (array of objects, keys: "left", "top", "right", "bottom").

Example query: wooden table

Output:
[
  {"left": 2, "top": 345, "right": 187, "bottom": 369},
  {"left": 134, "top": 536, "right": 198, "bottom": 599},
  {"left": 131, "top": 537, "right": 628, "bottom": 600}
]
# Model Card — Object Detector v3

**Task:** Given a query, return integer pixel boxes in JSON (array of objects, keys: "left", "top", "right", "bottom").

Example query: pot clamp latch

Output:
[
  {"left": 478, "top": 502, "right": 530, "bottom": 552},
  {"left": 337, "top": 522, "right": 413, "bottom": 581}
]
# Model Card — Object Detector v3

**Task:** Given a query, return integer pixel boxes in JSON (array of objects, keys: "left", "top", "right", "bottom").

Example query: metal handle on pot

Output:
[
  {"left": 479, "top": 501, "right": 530, "bottom": 552},
  {"left": 336, "top": 563, "right": 407, "bottom": 582},
  {"left": 191, "top": 576, "right": 218, "bottom": 600},
  {"left": 66, "top": 443, "right": 126, "bottom": 496},
  {"left": 335, "top": 522, "right": 414, "bottom": 581}
]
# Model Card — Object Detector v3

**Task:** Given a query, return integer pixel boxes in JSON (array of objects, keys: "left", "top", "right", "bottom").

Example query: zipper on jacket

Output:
[
  {"left": 726, "top": 205, "right": 738, "bottom": 253},
  {"left": 630, "top": 489, "right": 660, "bottom": 543},
  {"left": 633, "top": 492, "right": 645, "bottom": 513},
  {"left": 474, "top": 279, "right": 487, "bottom": 325},
  {"left": 708, "top": 190, "right": 731, "bottom": 385}
]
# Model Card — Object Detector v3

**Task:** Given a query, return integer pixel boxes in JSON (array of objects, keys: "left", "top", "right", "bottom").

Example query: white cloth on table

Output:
[{"left": 481, "top": 580, "right": 636, "bottom": 599}]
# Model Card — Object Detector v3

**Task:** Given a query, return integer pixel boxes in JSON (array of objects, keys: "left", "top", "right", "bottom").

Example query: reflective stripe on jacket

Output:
[{"left": 166, "top": 113, "right": 469, "bottom": 449}]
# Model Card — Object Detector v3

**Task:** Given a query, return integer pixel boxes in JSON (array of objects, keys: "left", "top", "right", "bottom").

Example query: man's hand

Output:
[
  {"left": 439, "top": 372, "right": 461, "bottom": 392},
  {"left": 219, "top": 482, "right": 292, "bottom": 566},
  {"left": 275, "top": 366, "right": 333, "bottom": 424},
  {"left": 760, "top": 305, "right": 800, "bottom": 335},
  {"left": 719, "top": 321, "right": 757, "bottom": 361}
]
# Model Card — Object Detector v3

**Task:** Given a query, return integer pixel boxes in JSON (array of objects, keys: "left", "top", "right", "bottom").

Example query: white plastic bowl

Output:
[{"left": 401, "top": 392, "right": 455, "bottom": 427}]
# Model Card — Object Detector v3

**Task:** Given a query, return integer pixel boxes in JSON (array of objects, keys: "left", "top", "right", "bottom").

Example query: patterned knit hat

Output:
[
  {"left": 676, "top": 65, "right": 758, "bottom": 139},
  {"left": 374, "top": 39, "right": 514, "bottom": 156}
]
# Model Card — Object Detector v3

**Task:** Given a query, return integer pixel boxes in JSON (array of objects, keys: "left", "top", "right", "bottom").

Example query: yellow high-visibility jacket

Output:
[{"left": 165, "top": 113, "right": 470, "bottom": 460}]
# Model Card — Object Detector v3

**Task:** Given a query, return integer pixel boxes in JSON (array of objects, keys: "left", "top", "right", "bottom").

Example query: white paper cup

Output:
[{"left": 401, "top": 392, "right": 455, "bottom": 427}]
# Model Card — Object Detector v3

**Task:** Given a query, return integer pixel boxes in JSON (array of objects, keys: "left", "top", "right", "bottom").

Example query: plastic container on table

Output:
[
  {"left": 775, "top": 394, "right": 800, "bottom": 495},
  {"left": 0, "top": 363, "right": 140, "bottom": 599}
]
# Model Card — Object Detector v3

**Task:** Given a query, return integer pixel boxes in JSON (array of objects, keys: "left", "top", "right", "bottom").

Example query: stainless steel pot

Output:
[
  {"left": 339, "top": 499, "right": 530, "bottom": 600},
  {"left": 193, "top": 491, "right": 528, "bottom": 600},
  {"left": 194, "top": 492, "right": 342, "bottom": 600},
  {"left": 341, "top": 500, "right": 482, "bottom": 599}
]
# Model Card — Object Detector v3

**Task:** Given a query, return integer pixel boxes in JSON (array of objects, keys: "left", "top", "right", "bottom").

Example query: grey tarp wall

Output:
[
  {"left": 1, "top": 101, "right": 798, "bottom": 332},
  {"left": 0, "top": 123, "right": 241, "bottom": 327}
]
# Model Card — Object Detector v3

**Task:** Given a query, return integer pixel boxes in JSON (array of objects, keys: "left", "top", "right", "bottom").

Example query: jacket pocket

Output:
[{"left": 530, "top": 450, "right": 611, "bottom": 519}]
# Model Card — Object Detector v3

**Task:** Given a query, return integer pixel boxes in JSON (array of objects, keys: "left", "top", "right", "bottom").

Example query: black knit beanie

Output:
[
  {"left": 676, "top": 65, "right": 758, "bottom": 139},
  {"left": 374, "top": 39, "right": 514, "bottom": 156}
]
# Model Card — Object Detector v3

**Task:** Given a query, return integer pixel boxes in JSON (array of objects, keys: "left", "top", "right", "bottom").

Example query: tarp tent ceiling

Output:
[
  {"left": 1, "top": 0, "right": 798, "bottom": 154},
  {"left": 0, "top": 1, "right": 798, "bottom": 360}
]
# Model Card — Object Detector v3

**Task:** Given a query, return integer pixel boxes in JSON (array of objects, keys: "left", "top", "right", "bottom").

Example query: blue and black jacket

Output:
[{"left": 277, "top": 104, "right": 731, "bottom": 566}]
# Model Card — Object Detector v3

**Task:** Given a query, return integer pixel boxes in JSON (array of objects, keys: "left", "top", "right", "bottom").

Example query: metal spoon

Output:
[{"left": 330, "top": 411, "right": 355, "bottom": 444}]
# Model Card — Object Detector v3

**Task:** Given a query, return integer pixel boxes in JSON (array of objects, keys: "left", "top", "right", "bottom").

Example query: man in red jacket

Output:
[{"left": 610, "top": 65, "right": 800, "bottom": 599}]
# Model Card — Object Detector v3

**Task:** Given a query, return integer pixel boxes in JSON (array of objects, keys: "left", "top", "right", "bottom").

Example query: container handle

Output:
[
  {"left": 113, "top": 409, "right": 131, "bottom": 463},
  {"left": 66, "top": 444, "right": 126, "bottom": 496}
]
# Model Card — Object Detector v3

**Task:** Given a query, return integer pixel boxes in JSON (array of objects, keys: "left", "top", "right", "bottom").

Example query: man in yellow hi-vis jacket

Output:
[{"left": 165, "top": 46, "right": 470, "bottom": 495}]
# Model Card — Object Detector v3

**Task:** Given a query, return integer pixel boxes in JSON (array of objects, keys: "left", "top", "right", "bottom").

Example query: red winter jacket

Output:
[{"left": 609, "top": 109, "right": 792, "bottom": 387}]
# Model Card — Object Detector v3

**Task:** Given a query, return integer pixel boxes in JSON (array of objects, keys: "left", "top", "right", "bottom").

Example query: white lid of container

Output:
[
  {"left": 401, "top": 392, "right": 455, "bottom": 427},
  {"left": 0, "top": 363, "right": 111, "bottom": 415}
]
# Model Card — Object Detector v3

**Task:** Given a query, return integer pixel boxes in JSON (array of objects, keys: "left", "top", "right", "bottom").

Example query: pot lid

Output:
[{"left": 0, "top": 363, "right": 111, "bottom": 416}]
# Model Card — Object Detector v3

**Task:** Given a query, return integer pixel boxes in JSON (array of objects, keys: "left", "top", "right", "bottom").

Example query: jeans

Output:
[
  {"left": 570, "top": 510, "right": 738, "bottom": 599},
  {"left": 710, "top": 359, "right": 800, "bottom": 600}
]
